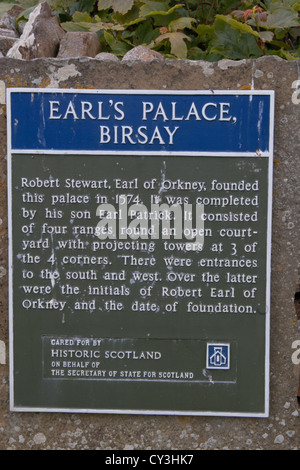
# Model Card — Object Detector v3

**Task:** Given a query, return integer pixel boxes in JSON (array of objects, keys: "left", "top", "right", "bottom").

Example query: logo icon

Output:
[{"left": 207, "top": 343, "right": 230, "bottom": 370}]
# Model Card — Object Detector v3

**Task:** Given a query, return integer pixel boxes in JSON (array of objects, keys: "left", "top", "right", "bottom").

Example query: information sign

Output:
[{"left": 7, "top": 89, "right": 274, "bottom": 416}]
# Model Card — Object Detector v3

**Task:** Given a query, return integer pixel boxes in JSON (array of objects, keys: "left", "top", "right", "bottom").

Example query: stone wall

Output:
[{"left": 0, "top": 54, "right": 299, "bottom": 450}]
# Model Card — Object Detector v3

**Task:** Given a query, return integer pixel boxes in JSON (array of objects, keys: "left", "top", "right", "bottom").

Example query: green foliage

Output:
[{"left": 13, "top": 0, "right": 300, "bottom": 60}]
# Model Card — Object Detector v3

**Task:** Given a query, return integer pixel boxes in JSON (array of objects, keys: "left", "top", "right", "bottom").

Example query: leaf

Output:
[
  {"left": 98, "top": 0, "right": 134, "bottom": 15},
  {"left": 290, "top": 26, "right": 300, "bottom": 39},
  {"left": 269, "top": 40, "right": 288, "bottom": 50},
  {"left": 112, "top": 5, "right": 145, "bottom": 26},
  {"left": 267, "top": 0, "right": 300, "bottom": 11},
  {"left": 140, "top": 2, "right": 184, "bottom": 18},
  {"left": 291, "top": 2, "right": 300, "bottom": 11},
  {"left": 211, "top": 15, "right": 262, "bottom": 59},
  {"left": 72, "top": 11, "right": 93, "bottom": 22},
  {"left": 264, "top": 7, "right": 300, "bottom": 29},
  {"left": 133, "top": 20, "right": 160, "bottom": 45},
  {"left": 187, "top": 46, "right": 208, "bottom": 60},
  {"left": 61, "top": 21, "right": 90, "bottom": 32},
  {"left": 258, "top": 30, "right": 274, "bottom": 42},
  {"left": 169, "top": 17, "right": 197, "bottom": 32},
  {"left": 195, "top": 24, "right": 215, "bottom": 43},
  {"left": 104, "top": 30, "right": 131, "bottom": 55},
  {"left": 155, "top": 31, "right": 191, "bottom": 58},
  {"left": 139, "top": 1, "right": 170, "bottom": 16},
  {"left": 77, "top": 0, "right": 97, "bottom": 13},
  {"left": 224, "top": 16, "right": 261, "bottom": 39},
  {"left": 270, "top": 47, "right": 300, "bottom": 59},
  {"left": 48, "top": 0, "right": 76, "bottom": 10}
]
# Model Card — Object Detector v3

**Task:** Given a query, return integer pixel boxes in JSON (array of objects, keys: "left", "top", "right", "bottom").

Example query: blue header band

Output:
[{"left": 9, "top": 90, "right": 272, "bottom": 154}]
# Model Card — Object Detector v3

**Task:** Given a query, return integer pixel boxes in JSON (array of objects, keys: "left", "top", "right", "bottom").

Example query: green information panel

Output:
[{"left": 7, "top": 89, "right": 274, "bottom": 416}]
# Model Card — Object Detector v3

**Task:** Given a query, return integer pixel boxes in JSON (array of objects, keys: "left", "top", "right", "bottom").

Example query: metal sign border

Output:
[{"left": 6, "top": 88, "right": 274, "bottom": 417}]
